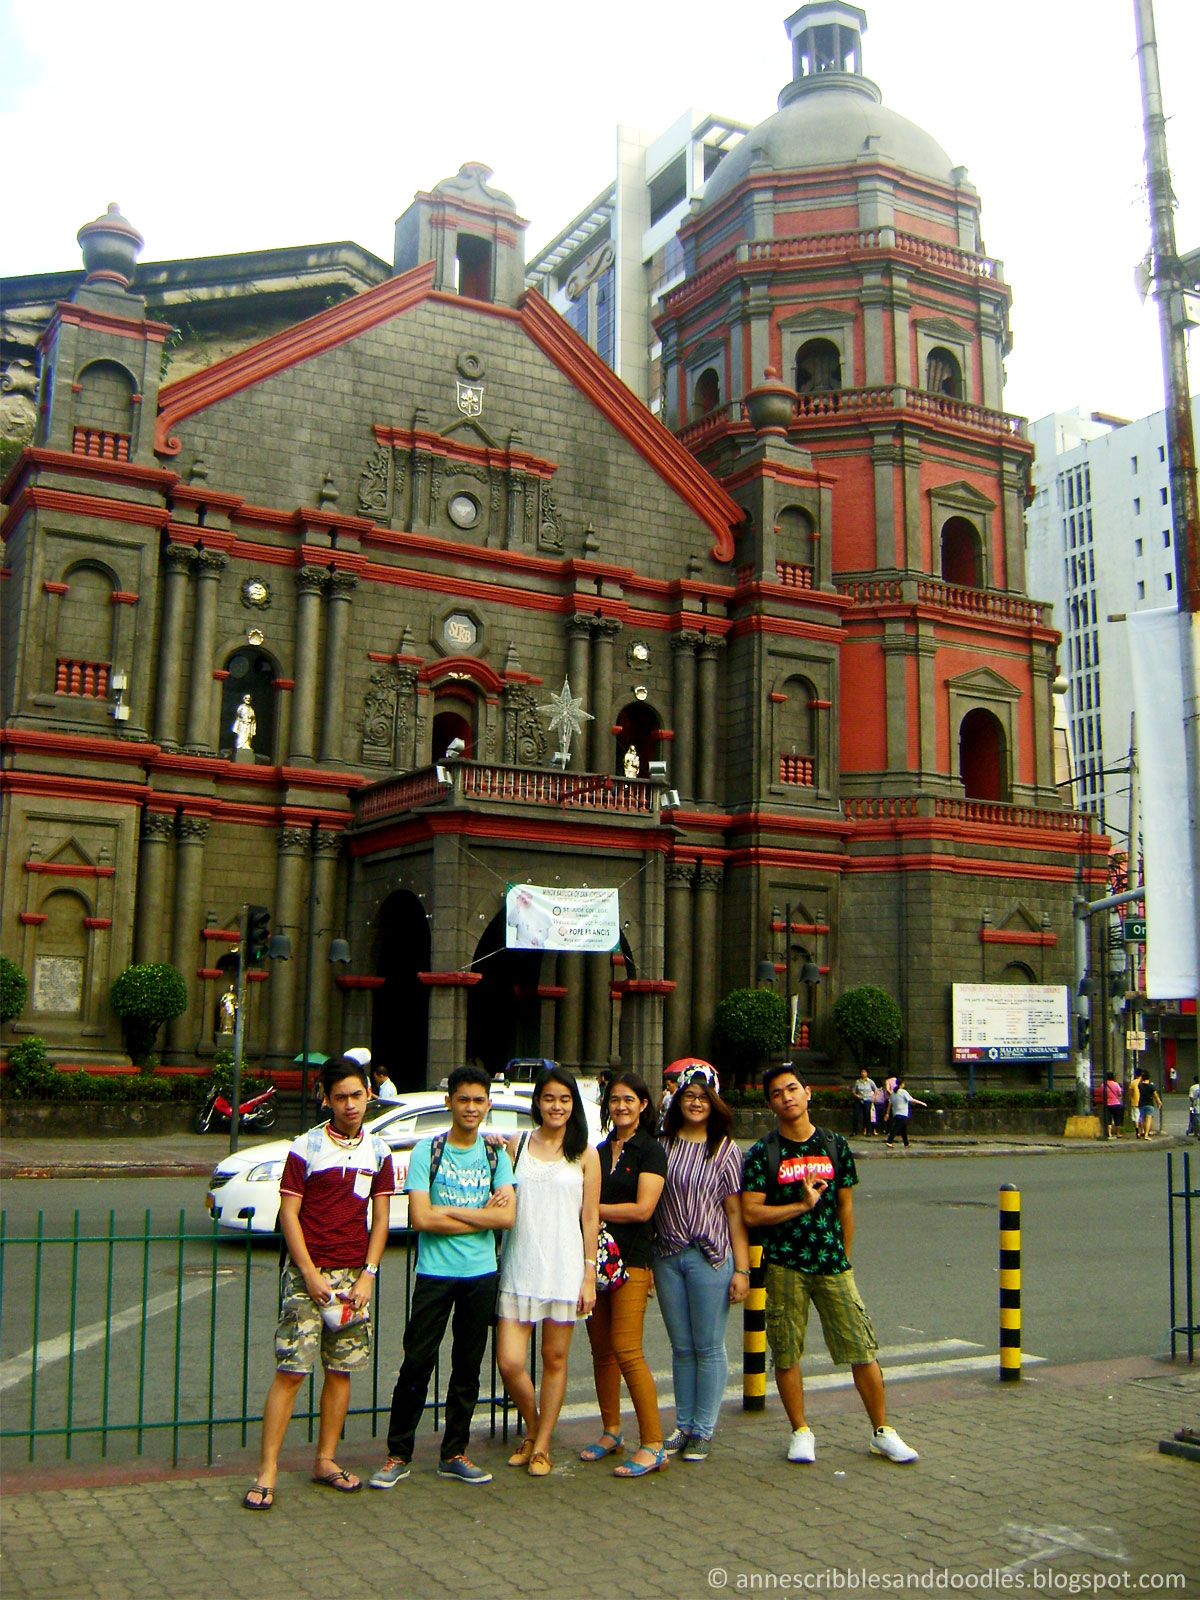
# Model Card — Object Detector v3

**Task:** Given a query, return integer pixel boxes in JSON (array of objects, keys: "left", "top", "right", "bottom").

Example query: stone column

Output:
[
  {"left": 183, "top": 551, "right": 226, "bottom": 750},
  {"left": 268, "top": 825, "right": 309, "bottom": 1061},
  {"left": 691, "top": 862, "right": 723, "bottom": 1054},
  {"left": 584, "top": 953, "right": 612, "bottom": 1071},
  {"left": 167, "top": 813, "right": 209, "bottom": 1053},
  {"left": 556, "top": 954, "right": 585, "bottom": 1069},
  {"left": 289, "top": 566, "right": 327, "bottom": 764},
  {"left": 589, "top": 618, "right": 621, "bottom": 771},
  {"left": 154, "top": 543, "right": 194, "bottom": 749},
  {"left": 319, "top": 570, "right": 357, "bottom": 763},
  {"left": 670, "top": 632, "right": 699, "bottom": 800},
  {"left": 134, "top": 810, "right": 175, "bottom": 964},
  {"left": 565, "top": 617, "right": 592, "bottom": 773},
  {"left": 664, "top": 860, "right": 695, "bottom": 1061},
  {"left": 396, "top": 666, "right": 419, "bottom": 769},
  {"left": 307, "top": 831, "right": 343, "bottom": 1057},
  {"left": 694, "top": 635, "right": 724, "bottom": 803}
]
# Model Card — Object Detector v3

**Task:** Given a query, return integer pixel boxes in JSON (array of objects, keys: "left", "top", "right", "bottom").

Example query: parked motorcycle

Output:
[{"left": 193, "top": 1081, "right": 277, "bottom": 1134}]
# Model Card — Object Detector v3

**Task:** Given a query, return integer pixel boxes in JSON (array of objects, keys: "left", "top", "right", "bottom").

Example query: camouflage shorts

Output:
[{"left": 275, "top": 1262, "right": 372, "bottom": 1374}]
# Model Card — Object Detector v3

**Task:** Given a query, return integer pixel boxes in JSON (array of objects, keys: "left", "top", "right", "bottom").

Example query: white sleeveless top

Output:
[{"left": 498, "top": 1139, "right": 586, "bottom": 1324}]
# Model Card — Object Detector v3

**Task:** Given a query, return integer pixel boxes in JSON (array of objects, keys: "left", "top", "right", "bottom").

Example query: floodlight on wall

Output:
[
  {"left": 435, "top": 765, "right": 451, "bottom": 784},
  {"left": 267, "top": 933, "right": 292, "bottom": 961},
  {"left": 647, "top": 760, "right": 669, "bottom": 781},
  {"left": 661, "top": 788, "right": 681, "bottom": 810},
  {"left": 328, "top": 938, "right": 351, "bottom": 965},
  {"left": 443, "top": 737, "right": 466, "bottom": 759},
  {"left": 550, "top": 750, "right": 571, "bottom": 770},
  {"left": 110, "top": 670, "right": 128, "bottom": 693},
  {"left": 110, "top": 667, "right": 130, "bottom": 722}
]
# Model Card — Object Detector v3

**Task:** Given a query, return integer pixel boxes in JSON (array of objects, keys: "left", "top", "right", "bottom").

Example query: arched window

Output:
[
  {"left": 432, "top": 706, "right": 473, "bottom": 761},
  {"left": 32, "top": 889, "right": 89, "bottom": 1018},
  {"left": 795, "top": 339, "right": 842, "bottom": 394},
  {"left": 219, "top": 648, "right": 277, "bottom": 759},
  {"left": 53, "top": 564, "right": 116, "bottom": 697},
  {"left": 694, "top": 367, "right": 721, "bottom": 417},
  {"left": 614, "top": 701, "right": 661, "bottom": 779},
  {"left": 941, "top": 517, "right": 982, "bottom": 588},
  {"left": 926, "top": 347, "right": 962, "bottom": 398},
  {"left": 456, "top": 235, "right": 492, "bottom": 301},
  {"left": 73, "top": 359, "right": 136, "bottom": 458},
  {"left": 1000, "top": 961, "right": 1036, "bottom": 985},
  {"left": 778, "top": 675, "right": 818, "bottom": 788},
  {"left": 959, "top": 708, "right": 1008, "bottom": 801}
]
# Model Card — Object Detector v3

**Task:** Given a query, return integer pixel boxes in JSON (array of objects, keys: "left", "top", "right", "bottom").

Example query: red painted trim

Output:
[
  {"left": 4, "top": 445, "right": 176, "bottom": 499},
  {"left": 245, "top": 970, "right": 269, "bottom": 982},
  {"left": 727, "top": 613, "right": 844, "bottom": 645},
  {"left": 202, "top": 928, "right": 242, "bottom": 943},
  {"left": 770, "top": 921, "right": 831, "bottom": 935},
  {"left": 611, "top": 979, "right": 677, "bottom": 995},
  {"left": 172, "top": 484, "right": 244, "bottom": 515},
  {"left": 518, "top": 289, "right": 741, "bottom": 564},
  {"left": 655, "top": 729, "right": 675, "bottom": 742},
  {"left": 420, "top": 655, "right": 507, "bottom": 694},
  {"left": 197, "top": 967, "right": 225, "bottom": 980},
  {"left": 351, "top": 811, "right": 672, "bottom": 859},
  {"left": 0, "top": 769, "right": 151, "bottom": 807},
  {"left": 980, "top": 929, "right": 1058, "bottom": 946},
  {"left": 0, "top": 728, "right": 160, "bottom": 765},
  {"left": 83, "top": 917, "right": 113, "bottom": 930},
  {"left": 42, "top": 580, "right": 70, "bottom": 596},
  {"left": 374, "top": 423, "right": 558, "bottom": 480},
  {"left": 18, "top": 912, "right": 47, "bottom": 925},
  {"left": 768, "top": 692, "right": 787, "bottom": 704},
  {"left": 335, "top": 974, "right": 386, "bottom": 989},
  {"left": 26, "top": 861, "right": 115, "bottom": 878},
  {"left": 3, "top": 483, "right": 170, "bottom": 537},
  {"left": 273, "top": 679, "right": 294, "bottom": 690},
  {"left": 110, "top": 591, "right": 139, "bottom": 605},
  {"left": 155, "top": 260, "right": 438, "bottom": 454},
  {"left": 536, "top": 985, "right": 568, "bottom": 999},
  {"left": 46, "top": 301, "right": 173, "bottom": 343},
  {"left": 809, "top": 699, "right": 832, "bottom": 710},
  {"left": 418, "top": 970, "right": 483, "bottom": 987},
  {"left": 165, "top": 525, "right": 235, "bottom": 553}
]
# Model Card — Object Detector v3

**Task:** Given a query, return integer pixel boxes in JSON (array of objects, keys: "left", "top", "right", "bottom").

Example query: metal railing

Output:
[{"left": 0, "top": 1211, "right": 522, "bottom": 1466}]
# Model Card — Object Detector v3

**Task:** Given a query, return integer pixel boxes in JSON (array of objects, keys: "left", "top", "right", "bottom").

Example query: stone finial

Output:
[
  {"left": 77, "top": 203, "right": 144, "bottom": 287},
  {"left": 744, "top": 366, "right": 798, "bottom": 435}
]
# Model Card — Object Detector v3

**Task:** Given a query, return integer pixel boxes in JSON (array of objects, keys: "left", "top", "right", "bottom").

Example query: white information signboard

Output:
[
  {"left": 951, "top": 983, "right": 1071, "bottom": 1062},
  {"left": 505, "top": 884, "right": 620, "bottom": 953}
]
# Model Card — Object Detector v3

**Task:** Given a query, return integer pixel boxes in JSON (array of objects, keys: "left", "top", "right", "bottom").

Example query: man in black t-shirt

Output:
[{"left": 742, "top": 1064, "right": 918, "bottom": 1466}]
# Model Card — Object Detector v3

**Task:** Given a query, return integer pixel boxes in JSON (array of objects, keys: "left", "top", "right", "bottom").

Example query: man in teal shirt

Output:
[{"left": 370, "top": 1066, "right": 515, "bottom": 1487}]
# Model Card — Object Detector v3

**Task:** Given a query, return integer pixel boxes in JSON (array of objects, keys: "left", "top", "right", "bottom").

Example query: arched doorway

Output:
[
  {"left": 694, "top": 367, "right": 721, "bottom": 417},
  {"left": 795, "top": 338, "right": 842, "bottom": 394},
  {"left": 466, "top": 910, "right": 544, "bottom": 1076},
  {"left": 372, "top": 891, "right": 432, "bottom": 1092},
  {"left": 941, "top": 517, "right": 982, "bottom": 588},
  {"left": 613, "top": 701, "right": 661, "bottom": 778},
  {"left": 959, "top": 708, "right": 1008, "bottom": 801},
  {"left": 431, "top": 706, "right": 473, "bottom": 761}
]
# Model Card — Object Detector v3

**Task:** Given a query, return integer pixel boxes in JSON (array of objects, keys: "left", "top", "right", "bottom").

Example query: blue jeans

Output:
[{"left": 652, "top": 1246, "right": 734, "bottom": 1440}]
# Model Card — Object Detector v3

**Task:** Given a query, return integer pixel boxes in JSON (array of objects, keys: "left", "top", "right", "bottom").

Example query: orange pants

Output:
[{"left": 585, "top": 1265, "right": 662, "bottom": 1448}]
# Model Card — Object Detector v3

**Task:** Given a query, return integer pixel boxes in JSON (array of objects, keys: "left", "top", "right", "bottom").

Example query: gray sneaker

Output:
[
  {"left": 681, "top": 1435, "right": 712, "bottom": 1461},
  {"left": 368, "top": 1457, "right": 410, "bottom": 1489},
  {"left": 436, "top": 1455, "right": 493, "bottom": 1484},
  {"left": 663, "top": 1427, "right": 690, "bottom": 1455}
]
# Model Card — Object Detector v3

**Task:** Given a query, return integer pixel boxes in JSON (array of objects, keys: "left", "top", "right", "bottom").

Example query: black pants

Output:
[
  {"left": 385, "top": 1271, "right": 497, "bottom": 1462},
  {"left": 887, "top": 1116, "right": 909, "bottom": 1147},
  {"left": 853, "top": 1100, "right": 874, "bottom": 1135}
]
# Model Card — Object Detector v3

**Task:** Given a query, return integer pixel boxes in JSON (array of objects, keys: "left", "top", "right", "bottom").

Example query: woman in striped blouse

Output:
[{"left": 652, "top": 1061, "right": 751, "bottom": 1462}]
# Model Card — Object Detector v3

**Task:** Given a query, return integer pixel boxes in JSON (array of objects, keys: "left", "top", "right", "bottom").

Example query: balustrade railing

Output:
[
  {"left": 54, "top": 659, "right": 111, "bottom": 698},
  {"left": 357, "top": 763, "right": 659, "bottom": 826},
  {"left": 842, "top": 795, "right": 1089, "bottom": 833},
  {"left": 71, "top": 428, "right": 131, "bottom": 461},
  {"left": 836, "top": 579, "right": 1045, "bottom": 626}
]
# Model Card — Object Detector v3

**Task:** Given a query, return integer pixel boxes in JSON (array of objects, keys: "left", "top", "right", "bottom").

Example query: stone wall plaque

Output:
[{"left": 32, "top": 956, "right": 84, "bottom": 1014}]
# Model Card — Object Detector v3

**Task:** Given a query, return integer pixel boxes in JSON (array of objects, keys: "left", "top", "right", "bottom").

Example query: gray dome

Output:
[{"left": 700, "top": 75, "right": 958, "bottom": 211}]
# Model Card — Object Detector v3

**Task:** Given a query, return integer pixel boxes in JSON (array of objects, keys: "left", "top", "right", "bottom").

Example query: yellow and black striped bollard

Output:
[
  {"left": 999, "top": 1184, "right": 1021, "bottom": 1382},
  {"left": 742, "top": 1240, "right": 766, "bottom": 1410}
]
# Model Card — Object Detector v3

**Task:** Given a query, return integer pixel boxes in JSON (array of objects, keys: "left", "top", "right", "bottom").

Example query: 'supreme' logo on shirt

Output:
[{"left": 778, "top": 1154, "right": 835, "bottom": 1187}]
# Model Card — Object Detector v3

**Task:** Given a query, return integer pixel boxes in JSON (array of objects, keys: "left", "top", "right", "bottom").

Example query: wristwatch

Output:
[{"left": 362, "top": 1263, "right": 379, "bottom": 1277}]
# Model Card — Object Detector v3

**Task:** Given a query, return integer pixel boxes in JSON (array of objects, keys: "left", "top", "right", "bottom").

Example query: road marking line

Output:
[{"left": 0, "top": 1279, "right": 223, "bottom": 1394}]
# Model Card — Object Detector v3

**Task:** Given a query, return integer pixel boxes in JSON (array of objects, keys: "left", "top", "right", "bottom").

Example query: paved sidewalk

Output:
[{"left": 1, "top": 1355, "right": 1196, "bottom": 1600}]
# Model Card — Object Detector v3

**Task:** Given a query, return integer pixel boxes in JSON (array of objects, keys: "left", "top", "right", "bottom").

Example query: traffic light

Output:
[{"left": 246, "top": 905, "right": 271, "bottom": 964}]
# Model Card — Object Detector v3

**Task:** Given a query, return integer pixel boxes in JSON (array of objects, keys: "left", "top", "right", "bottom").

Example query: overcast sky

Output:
[{"left": 3, "top": 0, "right": 1196, "bottom": 424}]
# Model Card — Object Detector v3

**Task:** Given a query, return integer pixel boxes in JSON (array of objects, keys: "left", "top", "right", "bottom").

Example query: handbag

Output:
[{"left": 595, "top": 1224, "right": 628, "bottom": 1291}]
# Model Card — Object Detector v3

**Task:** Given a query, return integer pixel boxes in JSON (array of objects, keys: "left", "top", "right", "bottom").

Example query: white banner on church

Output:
[
  {"left": 1126, "top": 607, "right": 1198, "bottom": 996},
  {"left": 505, "top": 884, "right": 620, "bottom": 952}
]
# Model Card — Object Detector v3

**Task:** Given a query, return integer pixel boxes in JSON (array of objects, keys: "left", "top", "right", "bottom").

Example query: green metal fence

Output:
[{"left": 0, "top": 1211, "right": 521, "bottom": 1466}]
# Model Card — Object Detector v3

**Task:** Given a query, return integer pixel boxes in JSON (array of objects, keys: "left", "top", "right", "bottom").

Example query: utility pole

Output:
[
  {"left": 1133, "top": 0, "right": 1200, "bottom": 1064},
  {"left": 230, "top": 903, "right": 248, "bottom": 1156}
]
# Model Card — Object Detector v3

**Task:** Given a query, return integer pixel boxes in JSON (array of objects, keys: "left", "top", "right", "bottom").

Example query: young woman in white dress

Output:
[{"left": 496, "top": 1064, "right": 600, "bottom": 1476}]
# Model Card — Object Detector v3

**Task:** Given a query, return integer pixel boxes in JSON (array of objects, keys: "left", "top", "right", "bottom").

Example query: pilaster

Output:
[
  {"left": 319, "top": 570, "right": 357, "bottom": 763},
  {"left": 183, "top": 551, "right": 226, "bottom": 751},
  {"left": 289, "top": 566, "right": 327, "bottom": 763},
  {"left": 154, "top": 543, "right": 194, "bottom": 749}
]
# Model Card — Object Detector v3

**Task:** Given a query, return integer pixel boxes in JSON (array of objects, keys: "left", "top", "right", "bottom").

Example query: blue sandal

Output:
[
  {"left": 579, "top": 1431, "right": 623, "bottom": 1462},
  {"left": 613, "top": 1446, "right": 668, "bottom": 1478}
]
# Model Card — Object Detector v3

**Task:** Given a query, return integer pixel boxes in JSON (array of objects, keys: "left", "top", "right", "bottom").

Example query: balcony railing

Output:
[
  {"left": 837, "top": 579, "right": 1046, "bottom": 627},
  {"left": 675, "top": 386, "right": 1024, "bottom": 449},
  {"left": 356, "top": 762, "right": 660, "bottom": 826},
  {"left": 72, "top": 428, "right": 131, "bottom": 461},
  {"left": 843, "top": 796, "right": 1089, "bottom": 833},
  {"left": 779, "top": 755, "right": 815, "bottom": 786},
  {"left": 54, "top": 659, "right": 110, "bottom": 698}
]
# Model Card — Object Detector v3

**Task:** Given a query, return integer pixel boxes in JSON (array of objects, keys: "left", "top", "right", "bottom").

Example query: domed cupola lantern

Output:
[
  {"left": 76, "top": 203, "right": 144, "bottom": 288},
  {"left": 783, "top": 1, "right": 871, "bottom": 94}
]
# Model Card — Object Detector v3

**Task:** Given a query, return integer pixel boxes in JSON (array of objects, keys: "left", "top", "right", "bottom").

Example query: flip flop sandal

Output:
[
  {"left": 242, "top": 1485, "right": 274, "bottom": 1510},
  {"left": 311, "top": 1467, "right": 362, "bottom": 1492}
]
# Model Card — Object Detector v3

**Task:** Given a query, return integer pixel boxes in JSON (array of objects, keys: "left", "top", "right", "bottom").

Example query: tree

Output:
[
  {"left": 109, "top": 963, "right": 188, "bottom": 1069},
  {"left": 0, "top": 955, "right": 28, "bottom": 1028},
  {"left": 713, "top": 987, "right": 789, "bottom": 1082},
  {"left": 831, "top": 984, "right": 903, "bottom": 1073}
]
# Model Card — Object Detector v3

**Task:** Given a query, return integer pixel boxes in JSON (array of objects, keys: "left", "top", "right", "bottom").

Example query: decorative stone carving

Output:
[
  {"left": 671, "top": 630, "right": 703, "bottom": 655},
  {"left": 429, "top": 460, "right": 443, "bottom": 516},
  {"left": 538, "top": 484, "right": 562, "bottom": 552},
  {"left": 665, "top": 861, "right": 696, "bottom": 887},
  {"left": 362, "top": 667, "right": 402, "bottom": 766},
  {"left": 694, "top": 863, "right": 724, "bottom": 891},
  {"left": 196, "top": 549, "right": 228, "bottom": 578},
  {"left": 175, "top": 814, "right": 210, "bottom": 844},
  {"left": 277, "top": 825, "right": 311, "bottom": 854},
  {"left": 312, "top": 830, "right": 342, "bottom": 858},
  {"left": 358, "top": 444, "right": 391, "bottom": 520},
  {"left": 295, "top": 565, "right": 329, "bottom": 597},
  {"left": 327, "top": 569, "right": 357, "bottom": 600},
  {"left": 162, "top": 542, "right": 196, "bottom": 576},
  {"left": 140, "top": 810, "right": 175, "bottom": 844},
  {"left": 696, "top": 634, "right": 726, "bottom": 660},
  {"left": 505, "top": 685, "right": 548, "bottom": 766}
]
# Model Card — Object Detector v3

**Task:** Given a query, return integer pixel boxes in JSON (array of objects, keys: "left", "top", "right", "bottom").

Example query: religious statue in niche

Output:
[
  {"left": 623, "top": 745, "right": 641, "bottom": 778},
  {"left": 232, "top": 695, "right": 256, "bottom": 751},
  {"left": 216, "top": 987, "right": 237, "bottom": 1039}
]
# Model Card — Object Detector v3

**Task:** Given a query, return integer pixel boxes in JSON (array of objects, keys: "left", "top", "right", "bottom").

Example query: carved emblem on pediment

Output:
[
  {"left": 358, "top": 445, "right": 391, "bottom": 521},
  {"left": 538, "top": 485, "right": 563, "bottom": 553}
]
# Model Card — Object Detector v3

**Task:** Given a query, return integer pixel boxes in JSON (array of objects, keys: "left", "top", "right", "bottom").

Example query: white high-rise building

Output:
[{"left": 1025, "top": 400, "right": 1199, "bottom": 831}]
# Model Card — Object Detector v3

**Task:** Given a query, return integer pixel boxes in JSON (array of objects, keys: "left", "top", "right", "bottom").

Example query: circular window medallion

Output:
[
  {"left": 241, "top": 577, "right": 271, "bottom": 609},
  {"left": 443, "top": 612, "right": 478, "bottom": 650},
  {"left": 448, "top": 493, "right": 480, "bottom": 530},
  {"left": 628, "top": 640, "right": 651, "bottom": 667}
]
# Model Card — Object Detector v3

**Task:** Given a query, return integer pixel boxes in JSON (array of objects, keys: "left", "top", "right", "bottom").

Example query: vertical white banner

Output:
[{"left": 1127, "top": 608, "right": 1198, "bottom": 996}]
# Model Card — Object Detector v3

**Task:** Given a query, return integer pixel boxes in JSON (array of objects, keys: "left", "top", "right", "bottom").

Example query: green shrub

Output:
[
  {"left": 0, "top": 956, "right": 29, "bottom": 1025},
  {"left": 0, "top": 1038, "right": 200, "bottom": 1102},
  {"left": 109, "top": 963, "right": 188, "bottom": 1068},
  {"left": 207, "top": 1049, "right": 269, "bottom": 1098},
  {"left": 713, "top": 987, "right": 789, "bottom": 1080},
  {"left": 831, "top": 984, "right": 903, "bottom": 1071}
]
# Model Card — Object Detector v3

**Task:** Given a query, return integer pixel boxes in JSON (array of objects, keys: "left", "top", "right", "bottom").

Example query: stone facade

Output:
[{"left": 0, "top": 20, "right": 1107, "bottom": 1090}]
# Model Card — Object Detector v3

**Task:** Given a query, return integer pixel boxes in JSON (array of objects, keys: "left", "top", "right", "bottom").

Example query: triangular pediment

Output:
[
  {"left": 998, "top": 901, "right": 1041, "bottom": 934},
  {"left": 46, "top": 837, "right": 94, "bottom": 868},
  {"left": 930, "top": 479, "right": 996, "bottom": 513},
  {"left": 946, "top": 665, "right": 1019, "bottom": 698}
]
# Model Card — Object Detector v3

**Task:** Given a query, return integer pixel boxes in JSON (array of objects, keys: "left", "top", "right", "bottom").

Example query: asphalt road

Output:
[{"left": 0, "top": 1146, "right": 1188, "bottom": 1472}]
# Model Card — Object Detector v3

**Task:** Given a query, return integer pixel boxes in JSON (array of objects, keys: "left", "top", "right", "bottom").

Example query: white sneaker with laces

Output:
[
  {"left": 787, "top": 1426, "right": 816, "bottom": 1463},
  {"left": 870, "top": 1426, "right": 919, "bottom": 1463}
]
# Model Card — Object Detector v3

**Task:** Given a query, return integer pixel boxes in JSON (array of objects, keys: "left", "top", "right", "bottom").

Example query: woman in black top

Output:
[{"left": 580, "top": 1071, "right": 668, "bottom": 1476}]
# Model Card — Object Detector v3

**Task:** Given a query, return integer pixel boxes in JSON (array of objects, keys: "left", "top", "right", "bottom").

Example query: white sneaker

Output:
[
  {"left": 787, "top": 1426, "right": 816, "bottom": 1463},
  {"left": 870, "top": 1426, "right": 919, "bottom": 1463}
]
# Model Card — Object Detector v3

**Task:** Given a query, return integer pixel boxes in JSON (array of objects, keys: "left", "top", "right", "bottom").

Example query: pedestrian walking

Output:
[
  {"left": 851, "top": 1067, "right": 878, "bottom": 1137},
  {"left": 243, "top": 1055, "right": 394, "bottom": 1510},
  {"left": 1186, "top": 1077, "right": 1200, "bottom": 1137},
  {"left": 581, "top": 1070, "right": 669, "bottom": 1478},
  {"left": 1103, "top": 1072, "right": 1124, "bottom": 1138},
  {"left": 741, "top": 1064, "right": 918, "bottom": 1466},
  {"left": 496, "top": 1065, "right": 600, "bottom": 1477},
  {"left": 885, "top": 1078, "right": 927, "bottom": 1148},
  {"left": 1135, "top": 1068, "right": 1161, "bottom": 1139},
  {"left": 653, "top": 1061, "right": 750, "bottom": 1462},
  {"left": 370, "top": 1066, "right": 515, "bottom": 1489}
]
